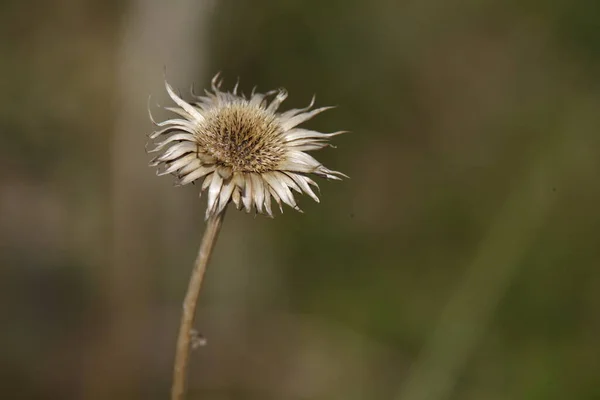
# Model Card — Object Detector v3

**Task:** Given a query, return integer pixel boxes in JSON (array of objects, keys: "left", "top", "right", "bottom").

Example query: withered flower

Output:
[
  {"left": 148, "top": 74, "right": 346, "bottom": 400},
  {"left": 148, "top": 74, "right": 346, "bottom": 219}
]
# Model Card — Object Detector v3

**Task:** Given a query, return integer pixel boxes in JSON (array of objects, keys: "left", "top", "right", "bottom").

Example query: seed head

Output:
[{"left": 147, "top": 74, "right": 347, "bottom": 219}]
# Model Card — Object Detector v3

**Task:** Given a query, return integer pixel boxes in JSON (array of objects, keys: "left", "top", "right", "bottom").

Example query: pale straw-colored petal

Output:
[
  {"left": 179, "top": 166, "right": 215, "bottom": 186},
  {"left": 155, "top": 153, "right": 197, "bottom": 175},
  {"left": 249, "top": 173, "right": 265, "bottom": 214},
  {"left": 232, "top": 187, "right": 242, "bottom": 210},
  {"left": 280, "top": 106, "right": 335, "bottom": 131},
  {"left": 165, "top": 81, "right": 205, "bottom": 123},
  {"left": 201, "top": 172, "right": 213, "bottom": 192},
  {"left": 178, "top": 158, "right": 203, "bottom": 176},
  {"left": 282, "top": 129, "right": 346, "bottom": 142},
  {"left": 217, "top": 179, "right": 235, "bottom": 215},
  {"left": 206, "top": 173, "right": 223, "bottom": 218},
  {"left": 266, "top": 89, "right": 288, "bottom": 114},
  {"left": 273, "top": 171, "right": 301, "bottom": 193},
  {"left": 263, "top": 182, "right": 273, "bottom": 217},
  {"left": 286, "top": 173, "right": 320, "bottom": 202},
  {"left": 268, "top": 186, "right": 284, "bottom": 213},
  {"left": 148, "top": 133, "right": 197, "bottom": 153},
  {"left": 241, "top": 173, "right": 253, "bottom": 213},
  {"left": 148, "top": 124, "right": 193, "bottom": 140},
  {"left": 154, "top": 142, "right": 197, "bottom": 163},
  {"left": 262, "top": 172, "right": 299, "bottom": 211},
  {"left": 278, "top": 95, "right": 315, "bottom": 119}
]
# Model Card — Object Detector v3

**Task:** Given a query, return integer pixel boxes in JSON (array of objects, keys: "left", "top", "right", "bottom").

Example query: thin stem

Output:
[{"left": 171, "top": 211, "right": 225, "bottom": 400}]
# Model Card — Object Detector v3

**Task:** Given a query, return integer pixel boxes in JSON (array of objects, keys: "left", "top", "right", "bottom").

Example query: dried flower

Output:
[{"left": 147, "top": 74, "right": 346, "bottom": 219}]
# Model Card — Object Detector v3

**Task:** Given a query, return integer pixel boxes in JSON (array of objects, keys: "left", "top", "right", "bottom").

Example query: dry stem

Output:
[{"left": 171, "top": 211, "right": 225, "bottom": 400}]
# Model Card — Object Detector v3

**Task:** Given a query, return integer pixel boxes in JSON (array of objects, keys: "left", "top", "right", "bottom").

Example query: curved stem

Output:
[{"left": 171, "top": 211, "right": 225, "bottom": 400}]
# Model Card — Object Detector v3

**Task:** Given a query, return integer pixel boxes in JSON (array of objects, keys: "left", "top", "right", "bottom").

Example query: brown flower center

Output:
[{"left": 197, "top": 103, "right": 285, "bottom": 173}]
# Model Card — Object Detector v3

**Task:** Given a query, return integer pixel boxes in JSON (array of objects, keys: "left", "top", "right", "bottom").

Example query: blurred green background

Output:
[{"left": 2, "top": 0, "right": 600, "bottom": 399}]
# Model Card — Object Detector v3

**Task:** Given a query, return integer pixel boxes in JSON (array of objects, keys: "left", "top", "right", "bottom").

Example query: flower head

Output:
[{"left": 147, "top": 74, "right": 346, "bottom": 219}]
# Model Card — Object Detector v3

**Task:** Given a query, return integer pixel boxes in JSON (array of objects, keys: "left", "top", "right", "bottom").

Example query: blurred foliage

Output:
[{"left": 1, "top": 0, "right": 600, "bottom": 399}]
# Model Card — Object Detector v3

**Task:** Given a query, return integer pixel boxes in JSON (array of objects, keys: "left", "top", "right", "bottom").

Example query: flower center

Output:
[{"left": 198, "top": 103, "right": 285, "bottom": 173}]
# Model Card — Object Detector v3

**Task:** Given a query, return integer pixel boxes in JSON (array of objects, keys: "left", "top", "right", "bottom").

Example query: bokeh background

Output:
[{"left": 2, "top": 0, "right": 600, "bottom": 399}]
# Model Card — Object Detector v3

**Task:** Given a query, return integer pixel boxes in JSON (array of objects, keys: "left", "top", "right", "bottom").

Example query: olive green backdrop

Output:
[{"left": 2, "top": 0, "right": 599, "bottom": 399}]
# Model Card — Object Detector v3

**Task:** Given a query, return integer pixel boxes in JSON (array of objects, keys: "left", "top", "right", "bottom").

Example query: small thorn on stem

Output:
[{"left": 190, "top": 329, "right": 207, "bottom": 349}]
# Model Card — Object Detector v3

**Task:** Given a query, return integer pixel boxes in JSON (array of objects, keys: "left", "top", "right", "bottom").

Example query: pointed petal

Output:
[
  {"left": 266, "top": 88, "right": 288, "bottom": 113},
  {"left": 263, "top": 183, "right": 273, "bottom": 217},
  {"left": 217, "top": 165, "right": 233, "bottom": 180},
  {"left": 249, "top": 173, "right": 264, "bottom": 214},
  {"left": 288, "top": 142, "right": 330, "bottom": 152},
  {"left": 232, "top": 172, "right": 245, "bottom": 191},
  {"left": 154, "top": 153, "right": 196, "bottom": 174},
  {"left": 165, "top": 81, "right": 205, "bottom": 122},
  {"left": 286, "top": 173, "right": 320, "bottom": 202},
  {"left": 274, "top": 171, "right": 301, "bottom": 193},
  {"left": 206, "top": 173, "right": 223, "bottom": 219},
  {"left": 315, "top": 165, "right": 349, "bottom": 180},
  {"left": 280, "top": 106, "right": 334, "bottom": 131},
  {"left": 154, "top": 142, "right": 197, "bottom": 162},
  {"left": 278, "top": 95, "right": 315, "bottom": 119},
  {"left": 242, "top": 173, "right": 253, "bottom": 213},
  {"left": 179, "top": 166, "right": 215, "bottom": 186},
  {"left": 147, "top": 133, "right": 197, "bottom": 153},
  {"left": 217, "top": 179, "right": 235, "bottom": 214},
  {"left": 232, "top": 77, "right": 240, "bottom": 95},
  {"left": 268, "top": 186, "right": 283, "bottom": 213},
  {"left": 148, "top": 124, "right": 194, "bottom": 140},
  {"left": 262, "top": 172, "right": 299, "bottom": 211},
  {"left": 211, "top": 72, "right": 222, "bottom": 91},
  {"left": 177, "top": 158, "right": 203, "bottom": 176},
  {"left": 163, "top": 107, "right": 193, "bottom": 119},
  {"left": 201, "top": 172, "right": 213, "bottom": 192},
  {"left": 283, "top": 129, "right": 347, "bottom": 142},
  {"left": 232, "top": 187, "right": 242, "bottom": 210}
]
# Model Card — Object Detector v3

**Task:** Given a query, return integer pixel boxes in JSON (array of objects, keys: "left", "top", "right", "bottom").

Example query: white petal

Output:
[
  {"left": 217, "top": 165, "right": 233, "bottom": 180},
  {"left": 283, "top": 129, "right": 346, "bottom": 142},
  {"left": 148, "top": 133, "right": 197, "bottom": 153},
  {"left": 314, "top": 165, "right": 349, "bottom": 180},
  {"left": 232, "top": 77, "right": 240, "bottom": 95},
  {"left": 268, "top": 186, "right": 283, "bottom": 213},
  {"left": 262, "top": 172, "right": 298, "bottom": 211},
  {"left": 274, "top": 171, "right": 301, "bottom": 193},
  {"left": 149, "top": 103, "right": 191, "bottom": 127},
  {"left": 163, "top": 106, "right": 193, "bottom": 119},
  {"left": 249, "top": 89, "right": 278, "bottom": 108},
  {"left": 278, "top": 95, "right": 315, "bottom": 119},
  {"left": 178, "top": 158, "right": 203, "bottom": 176},
  {"left": 276, "top": 160, "right": 316, "bottom": 174},
  {"left": 155, "top": 142, "right": 197, "bottom": 162},
  {"left": 217, "top": 180, "right": 235, "bottom": 214},
  {"left": 211, "top": 72, "right": 222, "bottom": 91},
  {"left": 263, "top": 183, "right": 273, "bottom": 217},
  {"left": 232, "top": 172, "right": 245, "bottom": 191},
  {"left": 282, "top": 151, "right": 321, "bottom": 170},
  {"left": 286, "top": 173, "right": 320, "bottom": 203},
  {"left": 165, "top": 81, "right": 205, "bottom": 122},
  {"left": 242, "top": 173, "right": 253, "bottom": 213},
  {"left": 266, "top": 88, "right": 288, "bottom": 113},
  {"left": 232, "top": 187, "right": 242, "bottom": 210},
  {"left": 288, "top": 143, "right": 329, "bottom": 152},
  {"left": 148, "top": 124, "right": 193, "bottom": 140},
  {"left": 206, "top": 173, "right": 223, "bottom": 218},
  {"left": 249, "top": 173, "right": 264, "bottom": 214},
  {"left": 280, "top": 106, "right": 334, "bottom": 131},
  {"left": 201, "top": 173, "right": 213, "bottom": 192},
  {"left": 155, "top": 153, "right": 196, "bottom": 174},
  {"left": 179, "top": 166, "right": 214, "bottom": 186}
]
